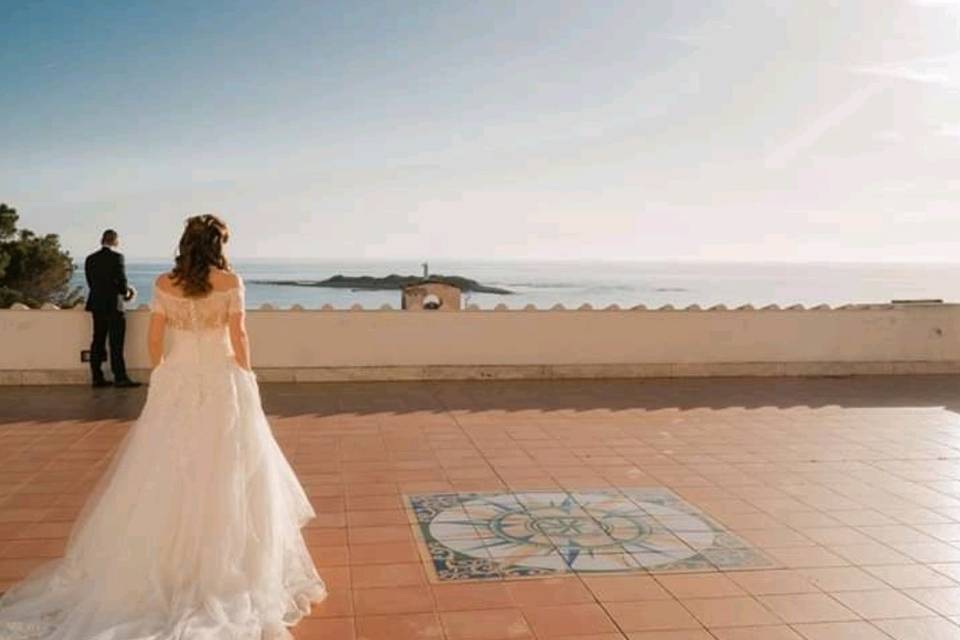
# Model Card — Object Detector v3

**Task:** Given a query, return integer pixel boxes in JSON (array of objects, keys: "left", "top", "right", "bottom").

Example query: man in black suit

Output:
[{"left": 84, "top": 229, "right": 141, "bottom": 388}]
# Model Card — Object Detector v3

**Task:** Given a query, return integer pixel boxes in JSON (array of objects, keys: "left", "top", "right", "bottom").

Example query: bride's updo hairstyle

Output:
[{"left": 171, "top": 214, "right": 231, "bottom": 297}]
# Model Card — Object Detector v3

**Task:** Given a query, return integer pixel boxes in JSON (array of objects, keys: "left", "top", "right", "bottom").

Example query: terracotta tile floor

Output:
[{"left": 4, "top": 375, "right": 960, "bottom": 639}]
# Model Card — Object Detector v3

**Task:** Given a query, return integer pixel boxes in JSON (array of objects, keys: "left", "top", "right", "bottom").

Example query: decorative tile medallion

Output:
[{"left": 407, "top": 489, "right": 775, "bottom": 581}]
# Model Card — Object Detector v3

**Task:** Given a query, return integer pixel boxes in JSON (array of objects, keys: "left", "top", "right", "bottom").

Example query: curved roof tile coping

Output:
[{"left": 0, "top": 301, "right": 945, "bottom": 312}]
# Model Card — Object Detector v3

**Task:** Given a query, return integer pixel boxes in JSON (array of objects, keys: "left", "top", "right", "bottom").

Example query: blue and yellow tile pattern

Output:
[{"left": 407, "top": 489, "right": 774, "bottom": 582}]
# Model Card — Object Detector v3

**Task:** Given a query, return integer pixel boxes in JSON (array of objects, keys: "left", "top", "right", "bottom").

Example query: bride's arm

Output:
[
  {"left": 148, "top": 280, "right": 166, "bottom": 367},
  {"left": 227, "top": 276, "right": 251, "bottom": 370},
  {"left": 148, "top": 311, "right": 165, "bottom": 367},
  {"left": 228, "top": 313, "right": 251, "bottom": 370}
]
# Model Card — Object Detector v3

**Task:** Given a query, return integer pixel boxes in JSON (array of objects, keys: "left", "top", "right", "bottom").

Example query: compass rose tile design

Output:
[{"left": 407, "top": 489, "right": 775, "bottom": 582}]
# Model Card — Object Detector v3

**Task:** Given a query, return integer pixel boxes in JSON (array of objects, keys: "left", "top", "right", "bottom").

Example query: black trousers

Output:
[{"left": 89, "top": 310, "right": 128, "bottom": 382}]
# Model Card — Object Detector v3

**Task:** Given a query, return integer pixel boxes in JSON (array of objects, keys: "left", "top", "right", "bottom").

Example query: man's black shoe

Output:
[
  {"left": 114, "top": 379, "right": 142, "bottom": 388},
  {"left": 92, "top": 379, "right": 113, "bottom": 388}
]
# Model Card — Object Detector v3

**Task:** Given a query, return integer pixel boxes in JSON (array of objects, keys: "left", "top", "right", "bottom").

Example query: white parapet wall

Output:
[{"left": 1, "top": 303, "right": 959, "bottom": 384}]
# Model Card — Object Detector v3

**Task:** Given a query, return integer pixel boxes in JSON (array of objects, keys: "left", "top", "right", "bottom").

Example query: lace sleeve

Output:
[{"left": 228, "top": 278, "right": 246, "bottom": 315}]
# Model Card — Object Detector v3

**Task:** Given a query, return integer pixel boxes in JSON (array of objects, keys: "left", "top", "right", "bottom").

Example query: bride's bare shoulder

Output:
[
  {"left": 210, "top": 268, "right": 242, "bottom": 291},
  {"left": 154, "top": 273, "right": 175, "bottom": 291}
]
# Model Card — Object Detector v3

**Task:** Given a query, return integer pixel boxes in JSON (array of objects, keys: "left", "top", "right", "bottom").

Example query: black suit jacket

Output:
[{"left": 84, "top": 247, "right": 129, "bottom": 313}]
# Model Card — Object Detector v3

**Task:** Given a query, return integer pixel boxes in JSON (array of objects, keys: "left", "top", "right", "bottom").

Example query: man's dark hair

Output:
[{"left": 101, "top": 229, "right": 118, "bottom": 245}]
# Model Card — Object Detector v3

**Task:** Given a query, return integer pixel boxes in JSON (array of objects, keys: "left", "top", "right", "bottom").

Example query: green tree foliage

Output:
[{"left": 0, "top": 203, "right": 82, "bottom": 308}]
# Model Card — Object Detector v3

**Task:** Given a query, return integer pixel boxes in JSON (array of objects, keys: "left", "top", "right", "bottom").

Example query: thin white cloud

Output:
[
  {"left": 873, "top": 130, "right": 906, "bottom": 143},
  {"left": 940, "top": 123, "right": 960, "bottom": 137},
  {"left": 764, "top": 84, "right": 884, "bottom": 169},
  {"left": 853, "top": 53, "right": 960, "bottom": 88},
  {"left": 662, "top": 22, "right": 733, "bottom": 47}
]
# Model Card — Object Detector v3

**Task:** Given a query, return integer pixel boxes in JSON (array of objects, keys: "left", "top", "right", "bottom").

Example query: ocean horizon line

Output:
[
  {"left": 66, "top": 259, "right": 960, "bottom": 310},
  {"left": 97, "top": 257, "right": 960, "bottom": 266}
]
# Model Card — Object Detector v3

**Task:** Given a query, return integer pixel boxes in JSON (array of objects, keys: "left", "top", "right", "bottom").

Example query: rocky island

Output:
[{"left": 249, "top": 274, "right": 513, "bottom": 295}]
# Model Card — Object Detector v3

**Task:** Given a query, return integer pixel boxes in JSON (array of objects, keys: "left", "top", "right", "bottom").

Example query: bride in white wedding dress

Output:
[{"left": 0, "top": 215, "right": 326, "bottom": 639}]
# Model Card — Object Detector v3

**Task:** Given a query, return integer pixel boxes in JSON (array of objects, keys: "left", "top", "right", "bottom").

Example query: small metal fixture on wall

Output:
[{"left": 402, "top": 281, "right": 462, "bottom": 311}]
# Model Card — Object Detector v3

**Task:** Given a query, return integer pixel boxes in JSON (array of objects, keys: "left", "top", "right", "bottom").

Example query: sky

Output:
[{"left": 2, "top": 0, "right": 959, "bottom": 262}]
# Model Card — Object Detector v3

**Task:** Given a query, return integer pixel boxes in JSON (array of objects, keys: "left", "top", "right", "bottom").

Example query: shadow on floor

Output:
[{"left": 1, "top": 375, "right": 958, "bottom": 425}]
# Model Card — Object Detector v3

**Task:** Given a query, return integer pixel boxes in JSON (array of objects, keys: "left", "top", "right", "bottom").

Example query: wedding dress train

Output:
[{"left": 0, "top": 280, "right": 326, "bottom": 639}]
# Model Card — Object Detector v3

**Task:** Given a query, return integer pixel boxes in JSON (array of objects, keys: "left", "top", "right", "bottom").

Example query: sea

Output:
[{"left": 69, "top": 260, "right": 960, "bottom": 310}]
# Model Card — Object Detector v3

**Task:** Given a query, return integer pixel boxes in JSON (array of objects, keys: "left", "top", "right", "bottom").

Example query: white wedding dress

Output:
[{"left": 0, "top": 279, "right": 326, "bottom": 640}]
